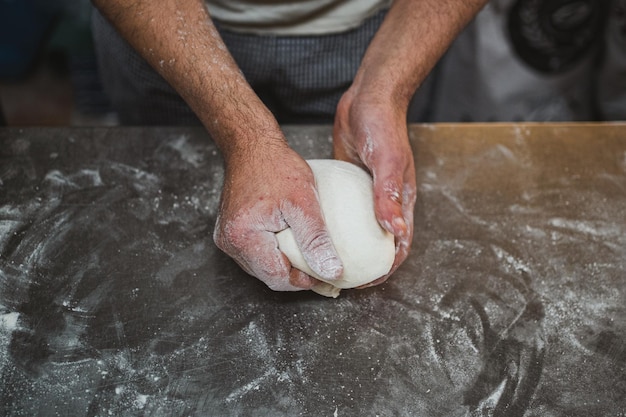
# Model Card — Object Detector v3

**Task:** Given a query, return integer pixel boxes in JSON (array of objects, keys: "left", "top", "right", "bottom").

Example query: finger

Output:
[
  {"left": 245, "top": 250, "right": 303, "bottom": 291},
  {"left": 372, "top": 163, "right": 409, "bottom": 239},
  {"left": 215, "top": 217, "right": 303, "bottom": 292},
  {"left": 357, "top": 274, "right": 389, "bottom": 289},
  {"left": 289, "top": 267, "right": 318, "bottom": 289},
  {"left": 280, "top": 199, "right": 343, "bottom": 282},
  {"left": 394, "top": 179, "right": 417, "bottom": 258},
  {"left": 359, "top": 159, "right": 417, "bottom": 288},
  {"left": 246, "top": 233, "right": 305, "bottom": 291}
]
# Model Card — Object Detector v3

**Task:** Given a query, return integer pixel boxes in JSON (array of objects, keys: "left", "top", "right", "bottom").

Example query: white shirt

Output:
[{"left": 206, "top": 0, "right": 391, "bottom": 35}]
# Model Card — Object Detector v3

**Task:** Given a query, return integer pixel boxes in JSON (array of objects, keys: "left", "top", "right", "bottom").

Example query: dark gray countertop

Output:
[{"left": 0, "top": 124, "right": 625, "bottom": 416}]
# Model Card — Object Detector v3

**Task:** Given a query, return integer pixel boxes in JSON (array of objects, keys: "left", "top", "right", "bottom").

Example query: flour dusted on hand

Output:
[{"left": 276, "top": 159, "right": 395, "bottom": 298}]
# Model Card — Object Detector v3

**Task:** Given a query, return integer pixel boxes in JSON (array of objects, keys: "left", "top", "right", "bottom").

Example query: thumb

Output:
[
  {"left": 373, "top": 170, "right": 409, "bottom": 239},
  {"left": 280, "top": 200, "right": 343, "bottom": 281}
]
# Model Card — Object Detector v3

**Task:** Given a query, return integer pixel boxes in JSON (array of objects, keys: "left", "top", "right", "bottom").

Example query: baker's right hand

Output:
[{"left": 213, "top": 143, "right": 343, "bottom": 291}]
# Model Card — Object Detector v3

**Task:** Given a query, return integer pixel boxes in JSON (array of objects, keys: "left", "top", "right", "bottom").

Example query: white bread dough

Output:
[{"left": 276, "top": 159, "right": 395, "bottom": 297}]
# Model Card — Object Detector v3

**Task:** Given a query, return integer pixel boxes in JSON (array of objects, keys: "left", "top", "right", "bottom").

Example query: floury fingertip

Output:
[
  {"left": 317, "top": 255, "right": 344, "bottom": 281},
  {"left": 392, "top": 216, "right": 407, "bottom": 235}
]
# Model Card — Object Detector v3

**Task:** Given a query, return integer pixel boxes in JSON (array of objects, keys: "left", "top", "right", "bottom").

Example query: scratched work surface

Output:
[{"left": 0, "top": 124, "right": 625, "bottom": 416}]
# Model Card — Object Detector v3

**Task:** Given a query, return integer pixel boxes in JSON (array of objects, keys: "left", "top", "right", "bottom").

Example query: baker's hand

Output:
[
  {"left": 213, "top": 143, "right": 343, "bottom": 291},
  {"left": 333, "top": 88, "right": 416, "bottom": 286}
]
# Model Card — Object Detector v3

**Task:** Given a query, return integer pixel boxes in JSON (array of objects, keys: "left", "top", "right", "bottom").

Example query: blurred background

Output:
[
  {"left": 0, "top": 0, "right": 117, "bottom": 126},
  {"left": 1, "top": 0, "right": 624, "bottom": 126}
]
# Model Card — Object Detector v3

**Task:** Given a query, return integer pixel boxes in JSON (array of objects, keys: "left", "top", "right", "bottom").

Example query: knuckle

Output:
[{"left": 213, "top": 215, "right": 251, "bottom": 254}]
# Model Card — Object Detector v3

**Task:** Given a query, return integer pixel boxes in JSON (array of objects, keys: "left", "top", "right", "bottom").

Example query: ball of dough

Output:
[{"left": 275, "top": 159, "right": 395, "bottom": 297}]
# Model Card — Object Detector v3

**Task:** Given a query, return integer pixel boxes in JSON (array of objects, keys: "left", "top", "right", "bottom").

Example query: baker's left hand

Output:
[{"left": 333, "top": 88, "right": 416, "bottom": 286}]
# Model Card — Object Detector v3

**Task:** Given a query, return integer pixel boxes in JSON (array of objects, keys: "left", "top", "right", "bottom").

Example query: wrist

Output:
[
  {"left": 193, "top": 96, "right": 287, "bottom": 167},
  {"left": 220, "top": 126, "right": 290, "bottom": 173},
  {"left": 348, "top": 69, "right": 414, "bottom": 116},
  {"left": 340, "top": 79, "right": 410, "bottom": 127}
]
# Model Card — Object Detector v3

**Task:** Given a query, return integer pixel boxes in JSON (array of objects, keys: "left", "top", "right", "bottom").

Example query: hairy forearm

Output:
[
  {"left": 91, "top": 0, "right": 284, "bottom": 162},
  {"left": 354, "top": 0, "right": 488, "bottom": 107}
]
